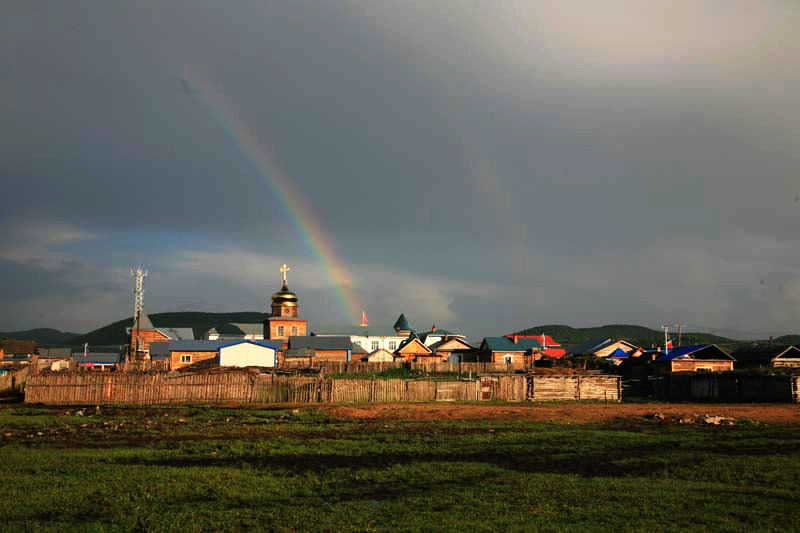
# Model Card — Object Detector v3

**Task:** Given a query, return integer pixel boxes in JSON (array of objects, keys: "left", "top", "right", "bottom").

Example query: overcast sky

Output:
[{"left": 2, "top": 1, "right": 799, "bottom": 338}]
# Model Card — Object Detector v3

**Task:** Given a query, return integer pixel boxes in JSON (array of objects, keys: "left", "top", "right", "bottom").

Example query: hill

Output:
[
  {"left": 512, "top": 324, "right": 734, "bottom": 348},
  {"left": 69, "top": 312, "right": 270, "bottom": 347},
  {"left": 0, "top": 328, "right": 80, "bottom": 346},
  {"left": 773, "top": 335, "right": 800, "bottom": 345}
]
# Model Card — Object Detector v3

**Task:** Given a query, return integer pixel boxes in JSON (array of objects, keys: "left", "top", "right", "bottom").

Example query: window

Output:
[
  {"left": 371, "top": 340, "right": 380, "bottom": 351},
  {"left": 504, "top": 354, "right": 513, "bottom": 364},
  {"left": 291, "top": 326, "right": 298, "bottom": 336},
  {"left": 180, "top": 354, "right": 192, "bottom": 364},
  {"left": 388, "top": 341, "right": 397, "bottom": 351},
  {"left": 277, "top": 325, "right": 285, "bottom": 337}
]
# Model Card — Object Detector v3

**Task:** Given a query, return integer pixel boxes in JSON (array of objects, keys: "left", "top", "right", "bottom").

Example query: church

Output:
[{"left": 263, "top": 264, "right": 308, "bottom": 347}]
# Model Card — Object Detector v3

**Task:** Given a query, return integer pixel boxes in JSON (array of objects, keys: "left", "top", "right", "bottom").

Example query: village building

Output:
[
  {"left": 505, "top": 333, "right": 566, "bottom": 358},
  {"left": 361, "top": 348, "right": 395, "bottom": 363},
  {"left": 653, "top": 344, "right": 735, "bottom": 374},
  {"left": 263, "top": 264, "right": 307, "bottom": 346},
  {"left": 206, "top": 323, "right": 265, "bottom": 341},
  {"left": 0, "top": 339, "right": 37, "bottom": 360},
  {"left": 428, "top": 337, "right": 475, "bottom": 363},
  {"left": 73, "top": 352, "right": 121, "bottom": 371},
  {"left": 732, "top": 344, "right": 800, "bottom": 369},
  {"left": 287, "top": 336, "right": 353, "bottom": 362},
  {"left": 393, "top": 332, "right": 433, "bottom": 361},
  {"left": 474, "top": 337, "right": 542, "bottom": 365},
  {"left": 168, "top": 339, "right": 280, "bottom": 371},
  {"left": 128, "top": 312, "right": 195, "bottom": 358},
  {"left": 315, "top": 314, "right": 414, "bottom": 353},
  {"left": 568, "top": 338, "right": 638, "bottom": 358}
]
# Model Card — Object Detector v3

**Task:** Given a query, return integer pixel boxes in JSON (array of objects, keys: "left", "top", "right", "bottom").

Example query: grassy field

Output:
[{"left": 1, "top": 404, "right": 799, "bottom": 531}]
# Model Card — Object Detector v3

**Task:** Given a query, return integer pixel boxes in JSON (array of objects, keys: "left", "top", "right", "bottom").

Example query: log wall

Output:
[{"left": 652, "top": 374, "right": 800, "bottom": 403}]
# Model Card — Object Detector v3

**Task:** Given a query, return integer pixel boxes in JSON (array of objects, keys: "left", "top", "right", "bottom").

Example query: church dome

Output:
[{"left": 271, "top": 281, "right": 298, "bottom": 307}]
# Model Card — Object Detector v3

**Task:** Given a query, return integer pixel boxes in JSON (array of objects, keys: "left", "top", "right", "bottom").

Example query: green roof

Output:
[
  {"left": 481, "top": 336, "right": 541, "bottom": 352},
  {"left": 393, "top": 313, "right": 411, "bottom": 332}
]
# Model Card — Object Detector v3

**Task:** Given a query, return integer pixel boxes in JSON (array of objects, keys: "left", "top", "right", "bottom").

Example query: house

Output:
[
  {"left": 568, "top": 338, "right": 637, "bottom": 358},
  {"left": 393, "top": 333, "right": 433, "bottom": 361},
  {"left": 73, "top": 352, "right": 121, "bottom": 371},
  {"left": 505, "top": 333, "right": 566, "bottom": 358},
  {"left": 206, "top": 323, "right": 264, "bottom": 340},
  {"left": 732, "top": 344, "right": 800, "bottom": 369},
  {"left": 219, "top": 340, "right": 280, "bottom": 368},
  {"left": 128, "top": 311, "right": 196, "bottom": 358},
  {"left": 653, "top": 344, "right": 735, "bottom": 374},
  {"left": 476, "top": 337, "right": 542, "bottom": 365},
  {"left": 428, "top": 337, "right": 475, "bottom": 363},
  {"left": 417, "top": 325, "right": 467, "bottom": 347},
  {"left": 361, "top": 348, "right": 395, "bottom": 363},
  {"left": 287, "top": 336, "right": 353, "bottom": 362},
  {"left": 315, "top": 313, "right": 418, "bottom": 353},
  {"left": 0, "top": 339, "right": 37, "bottom": 360},
  {"left": 168, "top": 339, "right": 281, "bottom": 370}
]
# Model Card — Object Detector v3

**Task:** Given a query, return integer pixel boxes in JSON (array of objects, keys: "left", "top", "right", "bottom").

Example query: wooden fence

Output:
[
  {"left": 528, "top": 375, "right": 621, "bottom": 401},
  {"left": 24, "top": 372, "right": 621, "bottom": 405},
  {"left": 0, "top": 366, "right": 30, "bottom": 392},
  {"left": 652, "top": 374, "right": 800, "bottom": 403},
  {"left": 308, "top": 361, "right": 531, "bottom": 375}
]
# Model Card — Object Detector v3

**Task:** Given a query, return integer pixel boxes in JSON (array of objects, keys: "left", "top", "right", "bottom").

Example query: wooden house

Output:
[
  {"left": 393, "top": 333, "right": 433, "bottom": 362},
  {"left": 568, "top": 338, "right": 638, "bottom": 358},
  {"left": 361, "top": 348, "right": 395, "bottom": 363},
  {"left": 428, "top": 337, "right": 475, "bottom": 363},
  {"left": 168, "top": 339, "right": 280, "bottom": 370},
  {"left": 653, "top": 344, "right": 735, "bottom": 374},
  {"left": 733, "top": 344, "right": 800, "bottom": 369},
  {"left": 475, "top": 337, "right": 541, "bottom": 365},
  {"left": 287, "top": 336, "right": 353, "bottom": 362}
]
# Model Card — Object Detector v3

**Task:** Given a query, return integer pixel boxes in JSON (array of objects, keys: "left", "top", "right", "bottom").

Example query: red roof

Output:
[{"left": 543, "top": 348, "right": 566, "bottom": 358}]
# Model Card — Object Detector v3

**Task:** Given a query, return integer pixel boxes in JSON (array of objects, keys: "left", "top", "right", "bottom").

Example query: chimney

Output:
[{"left": 431, "top": 325, "right": 437, "bottom": 332}]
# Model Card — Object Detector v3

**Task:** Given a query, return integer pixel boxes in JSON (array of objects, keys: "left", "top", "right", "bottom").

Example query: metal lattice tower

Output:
[{"left": 131, "top": 267, "right": 148, "bottom": 323}]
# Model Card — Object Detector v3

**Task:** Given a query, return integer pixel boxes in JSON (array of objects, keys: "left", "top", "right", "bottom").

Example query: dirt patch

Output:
[{"left": 319, "top": 403, "right": 800, "bottom": 425}]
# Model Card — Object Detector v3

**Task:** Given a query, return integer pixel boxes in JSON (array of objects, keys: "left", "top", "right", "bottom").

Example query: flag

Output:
[
  {"left": 666, "top": 338, "right": 674, "bottom": 350},
  {"left": 360, "top": 310, "right": 369, "bottom": 327}
]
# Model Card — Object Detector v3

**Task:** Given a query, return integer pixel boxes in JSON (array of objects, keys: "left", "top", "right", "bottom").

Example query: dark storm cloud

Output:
[{"left": 2, "top": 1, "right": 799, "bottom": 335}]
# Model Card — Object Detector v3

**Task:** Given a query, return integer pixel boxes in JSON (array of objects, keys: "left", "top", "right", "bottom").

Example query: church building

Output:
[{"left": 263, "top": 264, "right": 308, "bottom": 347}]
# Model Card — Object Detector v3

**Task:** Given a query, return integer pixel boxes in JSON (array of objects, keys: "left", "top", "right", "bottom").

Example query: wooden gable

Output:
[
  {"left": 433, "top": 337, "right": 474, "bottom": 352},
  {"left": 594, "top": 340, "right": 637, "bottom": 358},
  {"left": 774, "top": 346, "right": 800, "bottom": 360},
  {"left": 396, "top": 338, "right": 431, "bottom": 356},
  {"left": 364, "top": 348, "right": 395, "bottom": 362}
]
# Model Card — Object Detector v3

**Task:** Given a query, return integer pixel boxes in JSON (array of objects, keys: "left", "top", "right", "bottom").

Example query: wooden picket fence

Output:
[
  {"left": 0, "top": 366, "right": 30, "bottom": 392},
  {"left": 24, "top": 372, "right": 621, "bottom": 405},
  {"left": 652, "top": 374, "right": 800, "bottom": 403}
]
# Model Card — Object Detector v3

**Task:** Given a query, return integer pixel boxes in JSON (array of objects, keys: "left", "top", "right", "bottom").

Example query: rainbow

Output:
[{"left": 188, "top": 79, "right": 362, "bottom": 323}]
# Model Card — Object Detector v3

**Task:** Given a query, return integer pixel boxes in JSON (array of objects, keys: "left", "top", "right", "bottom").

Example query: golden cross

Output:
[{"left": 280, "top": 263, "right": 290, "bottom": 283}]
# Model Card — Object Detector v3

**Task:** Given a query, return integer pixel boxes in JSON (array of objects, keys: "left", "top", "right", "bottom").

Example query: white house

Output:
[{"left": 218, "top": 340, "right": 278, "bottom": 368}]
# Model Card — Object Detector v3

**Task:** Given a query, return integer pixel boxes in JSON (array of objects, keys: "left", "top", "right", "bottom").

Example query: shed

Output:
[{"left": 219, "top": 340, "right": 280, "bottom": 368}]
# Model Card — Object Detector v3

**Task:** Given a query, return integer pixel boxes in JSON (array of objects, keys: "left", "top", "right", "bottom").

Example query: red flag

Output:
[
  {"left": 360, "top": 310, "right": 369, "bottom": 327},
  {"left": 666, "top": 339, "right": 673, "bottom": 350}
]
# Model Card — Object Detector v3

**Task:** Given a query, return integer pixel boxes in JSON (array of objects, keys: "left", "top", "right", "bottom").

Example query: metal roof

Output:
[
  {"left": 608, "top": 347, "right": 630, "bottom": 358},
  {"left": 568, "top": 338, "right": 613, "bottom": 355},
  {"left": 655, "top": 344, "right": 734, "bottom": 361},
  {"left": 481, "top": 336, "right": 542, "bottom": 352},
  {"left": 158, "top": 327, "right": 195, "bottom": 340},
  {"left": 393, "top": 314, "right": 411, "bottom": 332},
  {"left": 288, "top": 336, "right": 352, "bottom": 350}
]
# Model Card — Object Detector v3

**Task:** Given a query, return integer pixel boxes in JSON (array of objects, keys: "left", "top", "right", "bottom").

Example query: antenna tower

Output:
[{"left": 131, "top": 267, "right": 148, "bottom": 321}]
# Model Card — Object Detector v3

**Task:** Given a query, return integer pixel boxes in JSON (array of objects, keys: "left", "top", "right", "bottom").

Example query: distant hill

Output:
[
  {"left": 773, "top": 335, "right": 800, "bottom": 345},
  {"left": 69, "top": 312, "right": 270, "bottom": 347},
  {"left": 0, "top": 328, "right": 80, "bottom": 346},
  {"left": 511, "top": 324, "right": 734, "bottom": 348}
]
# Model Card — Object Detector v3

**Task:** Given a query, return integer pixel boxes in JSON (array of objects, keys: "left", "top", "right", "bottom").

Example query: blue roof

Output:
[
  {"left": 609, "top": 347, "right": 630, "bottom": 358},
  {"left": 655, "top": 344, "right": 711, "bottom": 361},
  {"left": 482, "top": 337, "right": 542, "bottom": 352}
]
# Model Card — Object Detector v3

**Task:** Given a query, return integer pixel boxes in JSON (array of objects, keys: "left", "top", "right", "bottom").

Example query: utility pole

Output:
[
  {"left": 661, "top": 325, "right": 670, "bottom": 355},
  {"left": 673, "top": 324, "right": 686, "bottom": 347}
]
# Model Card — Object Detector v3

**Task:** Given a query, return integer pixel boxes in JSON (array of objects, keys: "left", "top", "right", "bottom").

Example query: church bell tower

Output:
[{"left": 264, "top": 264, "right": 307, "bottom": 345}]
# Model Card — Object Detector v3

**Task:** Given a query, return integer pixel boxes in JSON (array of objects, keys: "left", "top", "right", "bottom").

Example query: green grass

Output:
[{"left": 1, "top": 405, "right": 799, "bottom": 531}]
